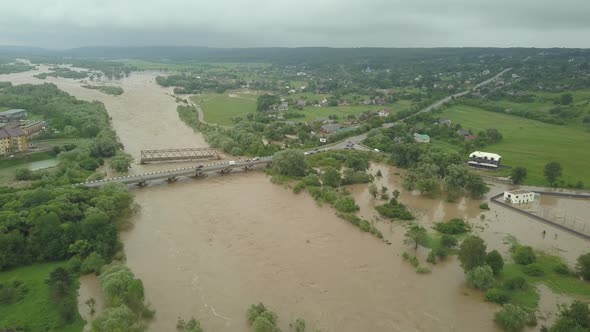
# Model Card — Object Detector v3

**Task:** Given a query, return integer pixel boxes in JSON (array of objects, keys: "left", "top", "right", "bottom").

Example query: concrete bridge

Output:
[{"left": 80, "top": 156, "right": 273, "bottom": 188}]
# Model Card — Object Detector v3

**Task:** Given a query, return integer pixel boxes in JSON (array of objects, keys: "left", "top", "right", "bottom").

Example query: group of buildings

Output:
[{"left": 0, "top": 109, "right": 46, "bottom": 155}]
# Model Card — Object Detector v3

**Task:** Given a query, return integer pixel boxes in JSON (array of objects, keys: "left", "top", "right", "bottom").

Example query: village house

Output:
[
  {"left": 320, "top": 98, "right": 329, "bottom": 107},
  {"left": 0, "top": 109, "right": 27, "bottom": 123},
  {"left": 378, "top": 108, "right": 391, "bottom": 117},
  {"left": 320, "top": 124, "right": 343, "bottom": 134},
  {"left": 456, "top": 128, "right": 470, "bottom": 137},
  {"left": 296, "top": 99, "right": 307, "bottom": 107},
  {"left": 363, "top": 99, "right": 373, "bottom": 105},
  {"left": 278, "top": 102, "right": 289, "bottom": 111},
  {"left": 0, "top": 127, "right": 28, "bottom": 155},
  {"left": 413, "top": 133, "right": 430, "bottom": 143},
  {"left": 468, "top": 151, "right": 502, "bottom": 169},
  {"left": 465, "top": 134, "right": 477, "bottom": 141},
  {"left": 436, "top": 118, "right": 452, "bottom": 126},
  {"left": 503, "top": 189, "right": 536, "bottom": 204}
]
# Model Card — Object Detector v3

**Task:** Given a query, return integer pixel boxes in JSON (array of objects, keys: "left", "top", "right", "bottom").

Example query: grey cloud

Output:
[{"left": 0, "top": 0, "right": 589, "bottom": 48}]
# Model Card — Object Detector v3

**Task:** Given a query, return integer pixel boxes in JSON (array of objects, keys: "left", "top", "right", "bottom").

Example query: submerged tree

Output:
[{"left": 404, "top": 224, "right": 428, "bottom": 251}]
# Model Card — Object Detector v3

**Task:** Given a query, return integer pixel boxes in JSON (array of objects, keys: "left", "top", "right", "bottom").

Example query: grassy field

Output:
[
  {"left": 500, "top": 253, "right": 590, "bottom": 309},
  {"left": 0, "top": 263, "right": 85, "bottom": 332},
  {"left": 192, "top": 92, "right": 259, "bottom": 126},
  {"left": 438, "top": 104, "right": 590, "bottom": 186}
]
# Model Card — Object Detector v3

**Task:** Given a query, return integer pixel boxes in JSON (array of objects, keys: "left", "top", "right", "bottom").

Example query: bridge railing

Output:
[{"left": 140, "top": 148, "right": 221, "bottom": 164}]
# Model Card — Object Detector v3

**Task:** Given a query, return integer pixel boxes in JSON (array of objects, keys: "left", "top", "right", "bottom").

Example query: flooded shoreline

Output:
[{"left": 1, "top": 68, "right": 588, "bottom": 331}]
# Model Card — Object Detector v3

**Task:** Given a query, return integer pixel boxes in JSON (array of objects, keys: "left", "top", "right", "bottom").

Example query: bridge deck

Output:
[{"left": 80, "top": 157, "right": 272, "bottom": 188}]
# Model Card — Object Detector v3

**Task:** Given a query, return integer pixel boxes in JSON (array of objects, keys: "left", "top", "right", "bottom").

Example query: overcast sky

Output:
[{"left": 1, "top": 0, "right": 589, "bottom": 48}]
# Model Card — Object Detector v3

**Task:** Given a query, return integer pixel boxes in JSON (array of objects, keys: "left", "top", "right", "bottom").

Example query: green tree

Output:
[
  {"left": 510, "top": 167, "right": 527, "bottom": 185},
  {"left": 333, "top": 196, "right": 359, "bottom": 213},
  {"left": 549, "top": 300, "right": 590, "bottom": 332},
  {"left": 257, "top": 94, "right": 281, "bottom": 112},
  {"left": 92, "top": 304, "right": 140, "bottom": 332},
  {"left": 81, "top": 252, "right": 106, "bottom": 275},
  {"left": 290, "top": 318, "right": 306, "bottom": 332},
  {"left": 441, "top": 234, "right": 458, "bottom": 249},
  {"left": 404, "top": 224, "right": 428, "bottom": 251},
  {"left": 458, "top": 236, "right": 487, "bottom": 271},
  {"left": 272, "top": 150, "right": 306, "bottom": 177},
  {"left": 368, "top": 183, "right": 378, "bottom": 198},
  {"left": 512, "top": 246, "right": 536, "bottom": 265},
  {"left": 321, "top": 167, "right": 341, "bottom": 187},
  {"left": 344, "top": 155, "right": 369, "bottom": 171},
  {"left": 544, "top": 162, "right": 562, "bottom": 186},
  {"left": 560, "top": 93, "right": 573, "bottom": 105},
  {"left": 486, "top": 250, "right": 505, "bottom": 275},
  {"left": 494, "top": 304, "right": 528, "bottom": 332},
  {"left": 576, "top": 252, "right": 590, "bottom": 281},
  {"left": 110, "top": 152, "right": 133, "bottom": 173},
  {"left": 466, "top": 173, "right": 490, "bottom": 198},
  {"left": 466, "top": 265, "right": 495, "bottom": 290}
]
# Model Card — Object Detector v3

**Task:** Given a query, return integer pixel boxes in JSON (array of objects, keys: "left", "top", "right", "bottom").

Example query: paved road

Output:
[{"left": 326, "top": 68, "right": 512, "bottom": 151}]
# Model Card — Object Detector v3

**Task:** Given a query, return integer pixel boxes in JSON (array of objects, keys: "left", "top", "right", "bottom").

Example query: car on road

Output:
[
  {"left": 197, "top": 165, "right": 204, "bottom": 169},
  {"left": 253, "top": 157, "right": 260, "bottom": 161},
  {"left": 228, "top": 160, "right": 237, "bottom": 165}
]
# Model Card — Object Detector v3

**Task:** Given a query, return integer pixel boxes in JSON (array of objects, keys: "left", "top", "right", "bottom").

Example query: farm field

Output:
[
  {"left": 438, "top": 104, "right": 590, "bottom": 186},
  {"left": 192, "top": 91, "right": 259, "bottom": 126},
  {"left": 0, "top": 262, "right": 85, "bottom": 332}
]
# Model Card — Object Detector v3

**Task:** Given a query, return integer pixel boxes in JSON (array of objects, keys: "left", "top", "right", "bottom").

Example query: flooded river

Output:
[{"left": 2, "top": 67, "right": 587, "bottom": 331}]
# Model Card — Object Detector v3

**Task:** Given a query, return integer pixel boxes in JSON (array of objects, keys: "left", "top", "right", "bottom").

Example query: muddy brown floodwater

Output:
[{"left": 2, "top": 68, "right": 587, "bottom": 331}]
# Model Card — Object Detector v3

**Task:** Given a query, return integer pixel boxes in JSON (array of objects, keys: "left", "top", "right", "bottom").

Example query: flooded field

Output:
[{"left": 2, "top": 68, "right": 588, "bottom": 331}]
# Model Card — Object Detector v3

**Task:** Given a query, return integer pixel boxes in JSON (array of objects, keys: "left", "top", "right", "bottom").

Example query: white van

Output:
[{"left": 228, "top": 160, "right": 237, "bottom": 165}]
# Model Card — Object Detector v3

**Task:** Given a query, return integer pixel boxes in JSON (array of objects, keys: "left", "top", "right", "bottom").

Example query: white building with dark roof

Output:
[{"left": 468, "top": 151, "right": 502, "bottom": 169}]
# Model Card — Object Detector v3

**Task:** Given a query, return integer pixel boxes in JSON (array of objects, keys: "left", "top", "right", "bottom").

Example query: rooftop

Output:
[
  {"left": 470, "top": 151, "right": 501, "bottom": 160},
  {"left": 0, "top": 109, "right": 26, "bottom": 115},
  {"left": 505, "top": 189, "right": 534, "bottom": 195},
  {"left": 0, "top": 127, "right": 26, "bottom": 139}
]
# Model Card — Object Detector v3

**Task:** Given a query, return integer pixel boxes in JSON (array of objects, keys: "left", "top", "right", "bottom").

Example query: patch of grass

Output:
[
  {"left": 500, "top": 253, "right": 590, "bottom": 309},
  {"left": 0, "top": 151, "right": 56, "bottom": 184},
  {"left": 439, "top": 104, "right": 590, "bottom": 186},
  {"left": 192, "top": 92, "right": 258, "bottom": 126},
  {"left": 0, "top": 263, "right": 85, "bottom": 332}
]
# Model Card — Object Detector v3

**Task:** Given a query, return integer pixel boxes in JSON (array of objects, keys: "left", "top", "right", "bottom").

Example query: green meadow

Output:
[
  {"left": 0, "top": 262, "right": 85, "bottom": 332},
  {"left": 438, "top": 104, "right": 590, "bottom": 186},
  {"left": 192, "top": 92, "right": 259, "bottom": 126}
]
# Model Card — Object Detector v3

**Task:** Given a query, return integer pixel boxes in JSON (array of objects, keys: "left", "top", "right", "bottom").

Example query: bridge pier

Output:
[
  {"left": 219, "top": 168, "right": 233, "bottom": 175},
  {"left": 243, "top": 165, "right": 252, "bottom": 172},
  {"left": 167, "top": 176, "right": 178, "bottom": 183},
  {"left": 136, "top": 180, "right": 147, "bottom": 187},
  {"left": 195, "top": 172, "right": 207, "bottom": 178}
]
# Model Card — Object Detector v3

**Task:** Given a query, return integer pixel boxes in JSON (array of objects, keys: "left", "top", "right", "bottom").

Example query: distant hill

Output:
[{"left": 1, "top": 45, "right": 589, "bottom": 65}]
